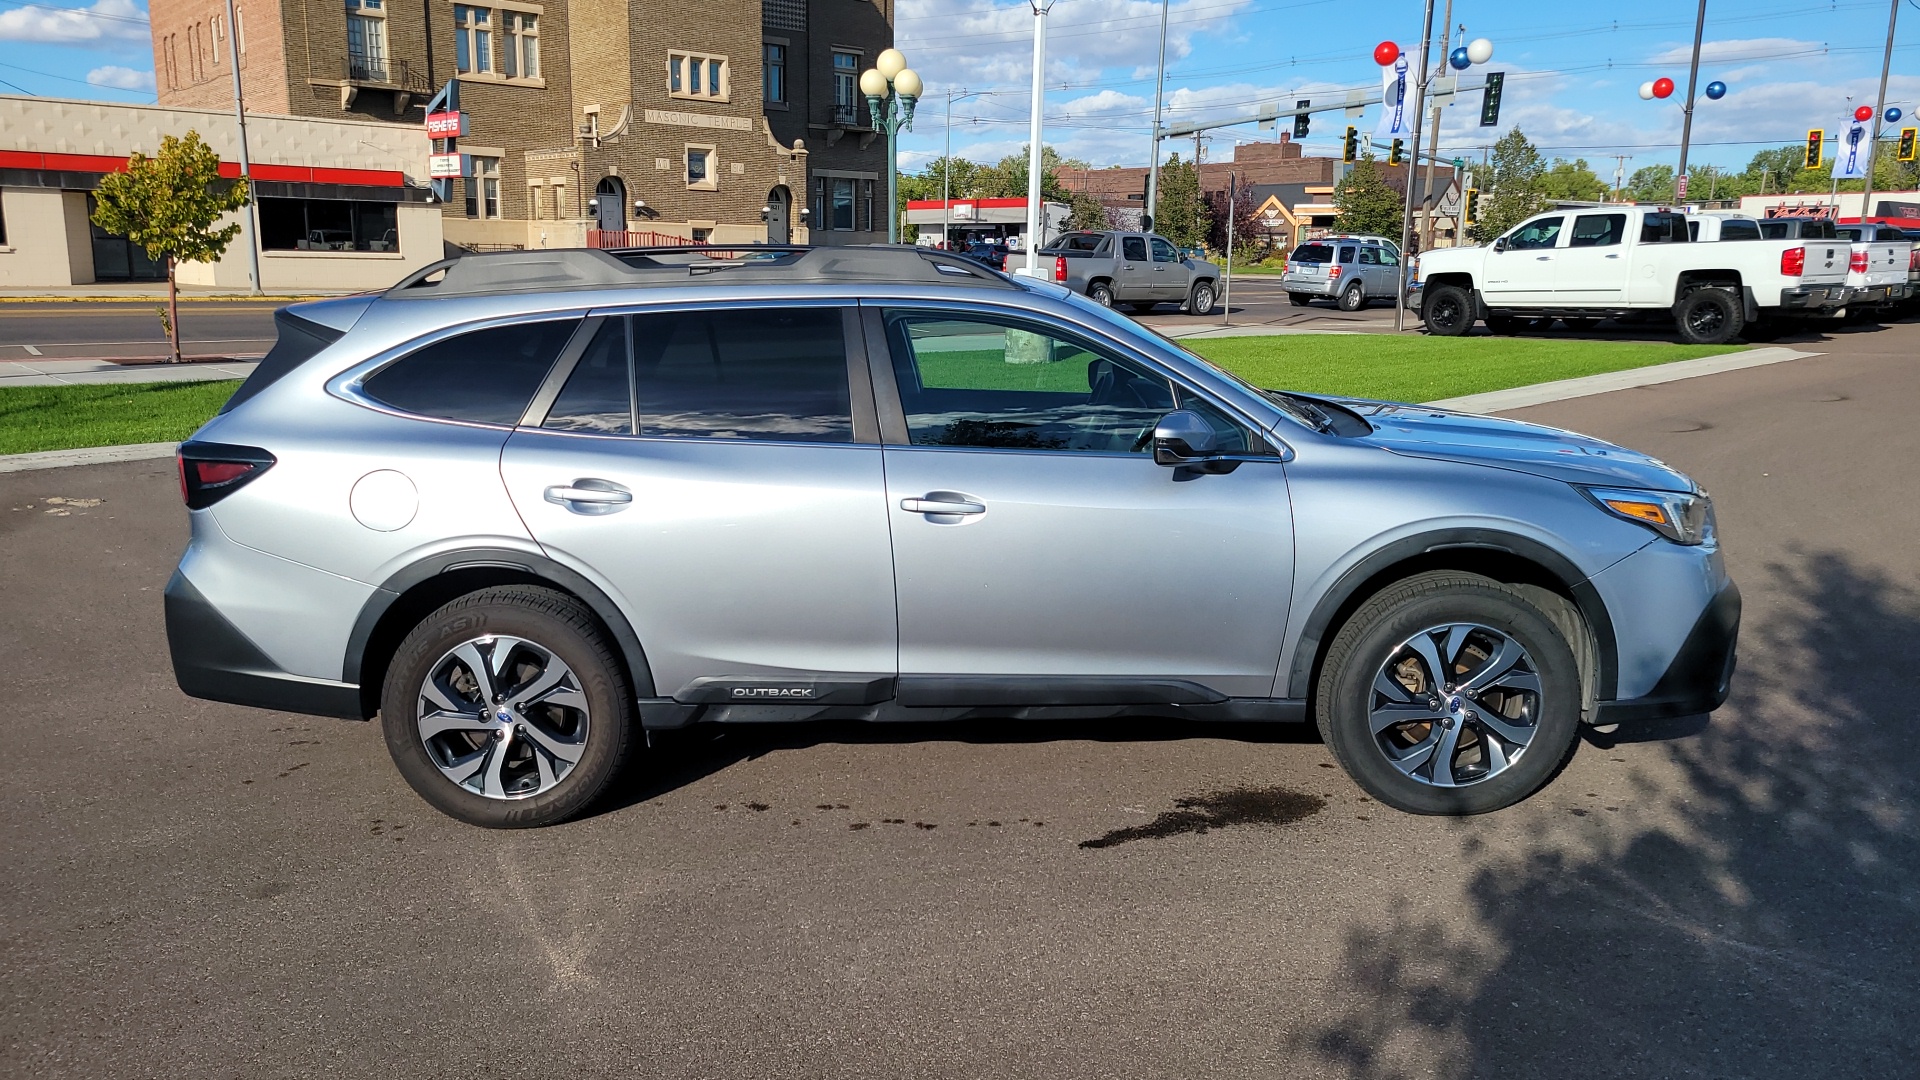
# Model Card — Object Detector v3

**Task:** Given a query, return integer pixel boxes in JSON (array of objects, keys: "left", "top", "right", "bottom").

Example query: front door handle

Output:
[
  {"left": 901, "top": 497, "right": 986, "bottom": 515},
  {"left": 1536, "top": 255, "right": 1553, "bottom": 261},
  {"left": 1605, "top": 253, "right": 1621, "bottom": 258}
]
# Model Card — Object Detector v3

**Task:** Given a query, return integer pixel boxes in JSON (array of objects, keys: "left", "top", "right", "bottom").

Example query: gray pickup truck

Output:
[{"left": 1039, "top": 231, "right": 1222, "bottom": 315}]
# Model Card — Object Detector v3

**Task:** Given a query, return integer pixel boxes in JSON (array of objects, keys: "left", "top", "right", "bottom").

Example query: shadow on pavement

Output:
[{"left": 1292, "top": 548, "right": 1920, "bottom": 1078}]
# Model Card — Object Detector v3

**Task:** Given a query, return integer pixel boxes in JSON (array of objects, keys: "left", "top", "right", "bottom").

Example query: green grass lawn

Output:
[
  {"left": 0, "top": 335, "right": 1746, "bottom": 456},
  {"left": 0, "top": 380, "right": 240, "bottom": 456}
]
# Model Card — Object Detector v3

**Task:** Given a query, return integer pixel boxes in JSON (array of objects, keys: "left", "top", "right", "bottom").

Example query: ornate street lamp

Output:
[{"left": 862, "top": 48, "right": 922, "bottom": 244}]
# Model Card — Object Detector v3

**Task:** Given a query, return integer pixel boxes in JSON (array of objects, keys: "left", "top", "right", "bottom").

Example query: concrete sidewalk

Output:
[{"left": 0, "top": 357, "right": 258, "bottom": 387}]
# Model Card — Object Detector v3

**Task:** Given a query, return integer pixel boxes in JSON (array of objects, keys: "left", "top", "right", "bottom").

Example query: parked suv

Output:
[
  {"left": 1283, "top": 235, "right": 1402, "bottom": 310},
  {"left": 167, "top": 245, "right": 1739, "bottom": 828}
]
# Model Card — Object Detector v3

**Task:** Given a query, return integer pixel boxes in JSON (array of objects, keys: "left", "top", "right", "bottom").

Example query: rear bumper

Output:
[
  {"left": 1596, "top": 581, "right": 1741, "bottom": 724},
  {"left": 165, "top": 570, "right": 365, "bottom": 719},
  {"left": 1847, "top": 283, "right": 1908, "bottom": 306},
  {"left": 1283, "top": 277, "right": 1339, "bottom": 296},
  {"left": 1777, "top": 284, "right": 1848, "bottom": 311}
]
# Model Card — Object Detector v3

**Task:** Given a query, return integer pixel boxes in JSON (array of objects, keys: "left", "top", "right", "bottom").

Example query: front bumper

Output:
[
  {"left": 165, "top": 570, "right": 365, "bottom": 719},
  {"left": 1596, "top": 580, "right": 1741, "bottom": 723},
  {"left": 1778, "top": 284, "right": 1848, "bottom": 311}
]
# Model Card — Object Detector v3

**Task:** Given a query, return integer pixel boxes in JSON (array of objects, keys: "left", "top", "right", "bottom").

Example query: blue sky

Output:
[{"left": 2, "top": 0, "right": 1916, "bottom": 178}]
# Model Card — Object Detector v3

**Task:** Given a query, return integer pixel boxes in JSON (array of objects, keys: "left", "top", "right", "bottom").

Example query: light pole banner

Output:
[
  {"left": 1376, "top": 56, "right": 1412, "bottom": 141},
  {"left": 1834, "top": 121, "right": 1871, "bottom": 179}
]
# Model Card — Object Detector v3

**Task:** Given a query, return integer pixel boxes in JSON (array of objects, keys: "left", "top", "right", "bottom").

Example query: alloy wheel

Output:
[
  {"left": 1368, "top": 622, "right": 1542, "bottom": 788},
  {"left": 415, "top": 634, "right": 591, "bottom": 800}
]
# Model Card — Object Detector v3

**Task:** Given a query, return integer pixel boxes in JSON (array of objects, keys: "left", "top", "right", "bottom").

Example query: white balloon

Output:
[
  {"left": 1466, "top": 37, "right": 1493, "bottom": 65},
  {"left": 1638, "top": 81, "right": 1656, "bottom": 100}
]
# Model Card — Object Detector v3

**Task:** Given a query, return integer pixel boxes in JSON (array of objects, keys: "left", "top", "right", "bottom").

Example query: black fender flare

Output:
[
  {"left": 343, "top": 546, "right": 656, "bottom": 699},
  {"left": 1286, "top": 528, "right": 1620, "bottom": 703}
]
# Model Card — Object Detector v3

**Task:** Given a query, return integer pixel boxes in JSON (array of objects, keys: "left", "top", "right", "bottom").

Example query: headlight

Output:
[{"left": 1581, "top": 486, "right": 1715, "bottom": 545}]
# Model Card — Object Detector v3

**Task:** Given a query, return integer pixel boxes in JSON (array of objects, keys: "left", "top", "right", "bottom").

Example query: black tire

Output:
[
  {"left": 381, "top": 585, "right": 636, "bottom": 828},
  {"left": 1188, "top": 280, "right": 1218, "bottom": 316},
  {"left": 1421, "top": 283, "right": 1475, "bottom": 335},
  {"left": 1288, "top": 292, "right": 1314, "bottom": 306},
  {"left": 1337, "top": 281, "right": 1367, "bottom": 312},
  {"left": 1088, "top": 280, "right": 1115, "bottom": 307},
  {"left": 1674, "top": 288, "right": 1745, "bottom": 345},
  {"left": 1485, "top": 312, "right": 1518, "bottom": 335},
  {"left": 1315, "top": 572, "right": 1582, "bottom": 815}
]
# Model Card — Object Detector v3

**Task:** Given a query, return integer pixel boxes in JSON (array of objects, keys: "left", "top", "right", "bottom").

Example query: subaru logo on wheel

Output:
[
  {"left": 1447, "top": 696, "right": 1464, "bottom": 712},
  {"left": 496, "top": 710, "right": 512, "bottom": 722}
]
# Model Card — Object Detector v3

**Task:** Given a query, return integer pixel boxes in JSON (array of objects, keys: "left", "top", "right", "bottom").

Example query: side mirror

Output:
[
  {"left": 1152, "top": 410, "right": 1220, "bottom": 467},
  {"left": 1492, "top": 237, "right": 1507, "bottom": 253}
]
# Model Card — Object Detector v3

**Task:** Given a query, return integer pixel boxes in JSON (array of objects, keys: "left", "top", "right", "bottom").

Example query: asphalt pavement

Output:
[
  {"left": 3, "top": 319, "right": 1917, "bottom": 1079},
  {"left": 0, "top": 301, "right": 280, "bottom": 363}
]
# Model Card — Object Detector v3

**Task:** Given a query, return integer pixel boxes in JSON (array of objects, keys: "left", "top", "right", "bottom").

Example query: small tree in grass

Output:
[
  {"left": 91, "top": 131, "right": 249, "bottom": 363},
  {"left": 1332, "top": 154, "right": 1404, "bottom": 238}
]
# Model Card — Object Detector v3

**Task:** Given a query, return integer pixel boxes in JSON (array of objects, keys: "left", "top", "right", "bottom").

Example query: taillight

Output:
[
  {"left": 1780, "top": 246, "right": 1805, "bottom": 277},
  {"left": 177, "top": 442, "right": 275, "bottom": 510},
  {"left": 1329, "top": 265, "right": 1342, "bottom": 279},
  {"left": 1910, "top": 249, "right": 1919, "bottom": 271},
  {"left": 1850, "top": 249, "right": 1869, "bottom": 273},
  {"left": 1054, "top": 255, "right": 1067, "bottom": 282}
]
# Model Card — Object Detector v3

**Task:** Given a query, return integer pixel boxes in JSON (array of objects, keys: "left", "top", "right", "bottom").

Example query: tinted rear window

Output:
[
  {"left": 1292, "top": 244, "right": 1333, "bottom": 262},
  {"left": 364, "top": 319, "right": 579, "bottom": 425},
  {"left": 1056, "top": 233, "right": 1107, "bottom": 252},
  {"left": 630, "top": 307, "right": 851, "bottom": 442}
]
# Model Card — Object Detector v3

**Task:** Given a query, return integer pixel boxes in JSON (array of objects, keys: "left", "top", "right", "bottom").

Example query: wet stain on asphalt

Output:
[{"left": 1079, "top": 786, "right": 1327, "bottom": 849}]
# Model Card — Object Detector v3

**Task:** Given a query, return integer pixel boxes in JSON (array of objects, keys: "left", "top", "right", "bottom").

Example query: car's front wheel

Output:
[
  {"left": 381, "top": 585, "right": 636, "bottom": 828},
  {"left": 1421, "top": 284, "right": 1475, "bottom": 335},
  {"left": 1315, "top": 572, "right": 1582, "bottom": 815},
  {"left": 1188, "top": 280, "right": 1218, "bottom": 316}
]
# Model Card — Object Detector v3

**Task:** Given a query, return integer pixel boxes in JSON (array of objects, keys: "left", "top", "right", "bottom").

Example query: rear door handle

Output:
[
  {"left": 545, "top": 480, "right": 633, "bottom": 512},
  {"left": 901, "top": 497, "right": 986, "bottom": 515},
  {"left": 1605, "top": 253, "right": 1621, "bottom": 258},
  {"left": 1536, "top": 256, "right": 1553, "bottom": 261}
]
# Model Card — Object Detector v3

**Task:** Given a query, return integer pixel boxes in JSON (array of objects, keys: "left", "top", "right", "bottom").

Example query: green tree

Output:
[
  {"left": 1332, "top": 154, "right": 1403, "bottom": 237},
  {"left": 1064, "top": 187, "right": 1110, "bottom": 232},
  {"left": 1538, "top": 158, "right": 1607, "bottom": 202},
  {"left": 1470, "top": 128, "right": 1548, "bottom": 242},
  {"left": 1624, "top": 164, "right": 1675, "bottom": 204},
  {"left": 1153, "top": 153, "right": 1211, "bottom": 250},
  {"left": 1740, "top": 146, "right": 1806, "bottom": 196},
  {"left": 91, "top": 131, "right": 249, "bottom": 362}
]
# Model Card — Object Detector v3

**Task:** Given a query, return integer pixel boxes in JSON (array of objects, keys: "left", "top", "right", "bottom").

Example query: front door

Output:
[
  {"left": 1553, "top": 212, "right": 1628, "bottom": 303},
  {"left": 501, "top": 305, "right": 896, "bottom": 699},
  {"left": 594, "top": 176, "right": 627, "bottom": 234},
  {"left": 1116, "top": 235, "right": 1156, "bottom": 300},
  {"left": 869, "top": 307, "right": 1296, "bottom": 700},
  {"left": 766, "top": 185, "right": 792, "bottom": 243},
  {"left": 1482, "top": 215, "right": 1564, "bottom": 306}
]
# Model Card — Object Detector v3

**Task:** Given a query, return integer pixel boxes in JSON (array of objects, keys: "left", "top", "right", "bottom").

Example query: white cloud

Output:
[
  {"left": 1647, "top": 38, "right": 1826, "bottom": 67},
  {"left": 86, "top": 64, "right": 154, "bottom": 91},
  {"left": 0, "top": 0, "right": 149, "bottom": 44}
]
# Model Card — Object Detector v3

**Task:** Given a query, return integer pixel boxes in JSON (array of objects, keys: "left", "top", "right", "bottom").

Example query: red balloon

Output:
[
  {"left": 1854, "top": 105, "right": 1875, "bottom": 121},
  {"left": 1652, "top": 78, "right": 1675, "bottom": 99},
  {"left": 1374, "top": 41, "right": 1400, "bottom": 66}
]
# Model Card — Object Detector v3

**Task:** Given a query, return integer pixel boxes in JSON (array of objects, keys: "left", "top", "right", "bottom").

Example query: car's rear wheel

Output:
[
  {"left": 1288, "top": 292, "right": 1314, "bottom": 306},
  {"left": 1088, "top": 280, "right": 1115, "bottom": 307},
  {"left": 1315, "top": 572, "right": 1582, "bottom": 815},
  {"left": 381, "top": 585, "right": 635, "bottom": 828},
  {"left": 1674, "top": 288, "right": 1745, "bottom": 344},
  {"left": 1188, "top": 280, "right": 1218, "bottom": 316},
  {"left": 1337, "top": 281, "right": 1367, "bottom": 311},
  {"left": 1421, "top": 284, "right": 1475, "bottom": 335}
]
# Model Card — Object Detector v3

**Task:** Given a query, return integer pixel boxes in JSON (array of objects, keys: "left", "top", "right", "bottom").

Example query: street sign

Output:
[
  {"left": 1676, "top": 174, "right": 1690, "bottom": 198},
  {"left": 429, "top": 152, "right": 471, "bottom": 178},
  {"left": 426, "top": 110, "right": 467, "bottom": 138}
]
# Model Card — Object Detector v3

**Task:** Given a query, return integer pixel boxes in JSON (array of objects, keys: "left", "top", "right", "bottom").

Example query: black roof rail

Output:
[{"left": 383, "top": 244, "right": 1017, "bottom": 299}]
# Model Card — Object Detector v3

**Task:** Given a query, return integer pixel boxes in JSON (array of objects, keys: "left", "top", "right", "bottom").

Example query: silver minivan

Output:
[
  {"left": 1283, "top": 236, "right": 1403, "bottom": 310},
  {"left": 166, "top": 245, "right": 1738, "bottom": 828}
]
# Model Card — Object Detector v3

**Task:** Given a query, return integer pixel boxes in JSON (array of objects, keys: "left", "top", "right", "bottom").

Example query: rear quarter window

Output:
[{"left": 362, "top": 319, "right": 580, "bottom": 426}]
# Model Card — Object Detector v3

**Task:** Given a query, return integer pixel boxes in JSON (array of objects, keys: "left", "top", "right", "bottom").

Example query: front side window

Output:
[
  {"left": 885, "top": 313, "right": 1177, "bottom": 453},
  {"left": 631, "top": 308, "right": 852, "bottom": 442},
  {"left": 1150, "top": 237, "right": 1179, "bottom": 262},
  {"left": 454, "top": 5, "right": 491, "bottom": 73},
  {"left": 1358, "top": 247, "right": 1377, "bottom": 264},
  {"left": 1506, "top": 217, "right": 1563, "bottom": 250},
  {"left": 364, "top": 320, "right": 579, "bottom": 426},
  {"left": 763, "top": 42, "right": 785, "bottom": 103}
]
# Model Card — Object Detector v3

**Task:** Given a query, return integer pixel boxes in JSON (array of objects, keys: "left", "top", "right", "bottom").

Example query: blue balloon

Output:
[
  {"left": 1704, "top": 81, "right": 1727, "bottom": 100},
  {"left": 1888, "top": 107, "right": 1904, "bottom": 123},
  {"left": 1449, "top": 46, "right": 1471, "bottom": 71}
]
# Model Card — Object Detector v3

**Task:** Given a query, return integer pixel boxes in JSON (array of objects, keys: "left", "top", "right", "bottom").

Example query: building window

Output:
[
  {"left": 763, "top": 42, "right": 785, "bottom": 104},
  {"left": 347, "top": 0, "right": 387, "bottom": 81},
  {"left": 832, "top": 51, "right": 860, "bottom": 124},
  {"left": 668, "top": 52, "right": 729, "bottom": 101},
  {"left": 257, "top": 197, "right": 399, "bottom": 252},
  {"left": 686, "top": 145, "right": 716, "bottom": 190},
  {"left": 466, "top": 156, "right": 502, "bottom": 218},
  {"left": 0, "top": 192, "right": 8, "bottom": 245},
  {"left": 502, "top": 10, "right": 538, "bottom": 78},
  {"left": 454, "top": 5, "right": 492, "bottom": 74}
]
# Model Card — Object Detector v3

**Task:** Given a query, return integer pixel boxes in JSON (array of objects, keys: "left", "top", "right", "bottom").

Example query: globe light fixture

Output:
[{"left": 861, "top": 51, "right": 920, "bottom": 244}]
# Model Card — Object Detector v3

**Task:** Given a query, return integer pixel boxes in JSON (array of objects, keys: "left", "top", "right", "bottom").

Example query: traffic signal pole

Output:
[
  {"left": 1860, "top": 0, "right": 1901, "bottom": 218},
  {"left": 1395, "top": 0, "right": 1439, "bottom": 332}
]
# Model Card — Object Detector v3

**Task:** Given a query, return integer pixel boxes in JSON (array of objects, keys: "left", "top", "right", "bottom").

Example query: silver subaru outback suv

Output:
[{"left": 166, "top": 245, "right": 1738, "bottom": 828}]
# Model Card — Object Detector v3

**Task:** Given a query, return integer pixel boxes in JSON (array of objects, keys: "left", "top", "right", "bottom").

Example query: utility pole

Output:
[
  {"left": 1395, "top": 0, "right": 1439, "bottom": 331},
  {"left": 222, "top": 0, "right": 261, "bottom": 294},
  {"left": 1145, "top": 0, "right": 1169, "bottom": 227},
  {"left": 1860, "top": 0, "right": 1901, "bottom": 219},
  {"left": 1418, "top": 10, "right": 1456, "bottom": 252},
  {"left": 1673, "top": 0, "right": 1707, "bottom": 201},
  {"left": 1609, "top": 154, "right": 1631, "bottom": 200}
]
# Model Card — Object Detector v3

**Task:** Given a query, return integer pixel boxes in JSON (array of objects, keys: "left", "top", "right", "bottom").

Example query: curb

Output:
[
  {"left": 0, "top": 441, "right": 178, "bottom": 474},
  {"left": 1424, "top": 346, "right": 1821, "bottom": 414}
]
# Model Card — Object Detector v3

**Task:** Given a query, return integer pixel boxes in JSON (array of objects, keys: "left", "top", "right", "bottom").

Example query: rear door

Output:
[
  {"left": 1115, "top": 235, "right": 1156, "bottom": 299},
  {"left": 500, "top": 304, "right": 897, "bottom": 701},
  {"left": 1553, "top": 212, "right": 1628, "bottom": 303}
]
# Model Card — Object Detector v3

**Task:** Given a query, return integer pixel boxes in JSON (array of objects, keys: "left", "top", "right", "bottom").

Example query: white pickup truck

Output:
[{"left": 1415, "top": 206, "right": 1851, "bottom": 344}]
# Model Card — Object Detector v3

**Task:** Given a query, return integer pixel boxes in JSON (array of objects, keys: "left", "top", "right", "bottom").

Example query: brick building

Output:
[{"left": 147, "top": 0, "right": 895, "bottom": 247}]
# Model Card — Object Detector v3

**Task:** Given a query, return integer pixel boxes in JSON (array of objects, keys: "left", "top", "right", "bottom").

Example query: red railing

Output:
[{"left": 586, "top": 229, "right": 695, "bottom": 249}]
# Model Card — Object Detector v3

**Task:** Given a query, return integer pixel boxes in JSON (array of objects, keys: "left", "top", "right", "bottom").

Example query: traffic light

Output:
[
  {"left": 1293, "top": 99, "right": 1311, "bottom": 139},
  {"left": 1464, "top": 188, "right": 1479, "bottom": 226},
  {"left": 1479, "top": 71, "right": 1504, "bottom": 127},
  {"left": 1900, "top": 127, "right": 1918, "bottom": 163},
  {"left": 1342, "top": 126, "right": 1359, "bottom": 164},
  {"left": 1804, "top": 129, "right": 1824, "bottom": 169},
  {"left": 1389, "top": 139, "right": 1406, "bottom": 166}
]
